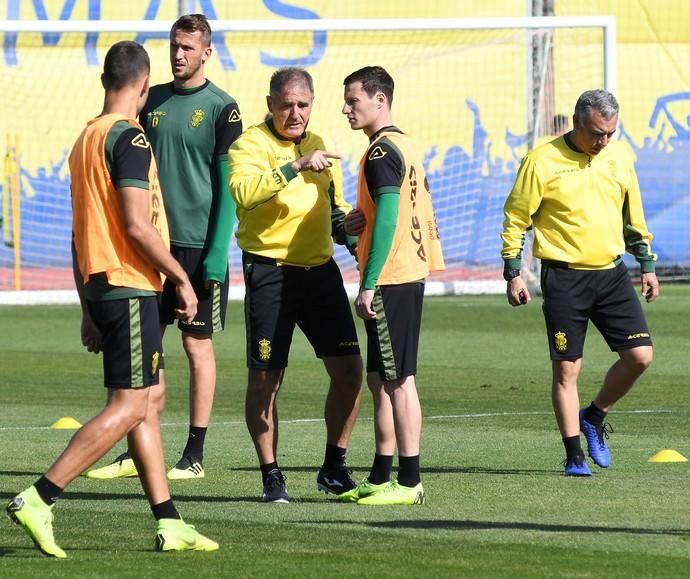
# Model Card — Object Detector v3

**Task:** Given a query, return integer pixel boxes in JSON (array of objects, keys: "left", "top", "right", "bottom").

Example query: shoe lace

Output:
[
  {"left": 596, "top": 422, "right": 613, "bottom": 447},
  {"left": 562, "top": 453, "right": 586, "bottom": 467},
  {"left": 267, "top": 471, "right": 286, "bottom": 491}
]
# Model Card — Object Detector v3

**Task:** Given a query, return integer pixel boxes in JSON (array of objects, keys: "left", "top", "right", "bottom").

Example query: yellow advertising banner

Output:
[{"left": 1, "top": 0, "right": 689, "bottom": 289}]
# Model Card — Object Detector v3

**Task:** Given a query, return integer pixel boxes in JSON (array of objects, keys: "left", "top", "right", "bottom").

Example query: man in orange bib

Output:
[
  {"left": 340, "top": 66, "right": 445, "bottom": 505},
  {"left": 6, "top": 41, "right": 217, "bottom": 556}
]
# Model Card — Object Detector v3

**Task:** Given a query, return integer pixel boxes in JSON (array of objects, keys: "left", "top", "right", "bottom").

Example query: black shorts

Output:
[
  {"left": 242, "top": 253, "right": 360, "bottom": 369},
  {"left": 541, "top": 261, "right": 652, "bottom": 360},
  {"left": 159, "top": 245, "right": 229, "bottom": 335},
  {"left": 364, "top": 282, "right": 424, "bottom": 382},
  {"left": 87, "top": 296, "right": 165, "bottom": 389}
]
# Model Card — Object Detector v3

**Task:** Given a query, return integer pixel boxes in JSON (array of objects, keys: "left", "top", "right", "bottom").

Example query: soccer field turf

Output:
[{"left": 1, "top": 288, "right": 689, "bottom": 577}]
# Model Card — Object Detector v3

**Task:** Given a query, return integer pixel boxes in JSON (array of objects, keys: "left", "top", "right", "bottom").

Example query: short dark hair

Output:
[
  {"left": 269, "top": 67, "right": 314, "bottom": 99},
  {"left": 574, "top": 89, "right": 619, "bottom": 124},
  {"left": 101, "top": 41, "right": 149, "bottom": 91},
  {"left": 343, "top": 66, "right": 394, "bottom": 107},
  {"left": 171, "top": 13, "right": 212, "bottom": 46}
]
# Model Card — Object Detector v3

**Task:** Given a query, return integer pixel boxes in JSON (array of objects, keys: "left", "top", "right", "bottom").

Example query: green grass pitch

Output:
[{"left": 1, "top": 287, "right": 689, "bottom": 577}]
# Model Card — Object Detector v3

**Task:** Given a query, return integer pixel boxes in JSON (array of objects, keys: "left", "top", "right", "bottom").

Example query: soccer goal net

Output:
[{"left": 0, "top": 16, "right": 614, "bottom": 304}]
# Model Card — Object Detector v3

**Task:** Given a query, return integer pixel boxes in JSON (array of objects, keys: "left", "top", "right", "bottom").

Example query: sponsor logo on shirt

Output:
[
  {"left": 609, "top": 159, "right": 617, "bottom": 178},
  {"left": 368, "top": 146, "right": 387, "bottom": 160},
  {"left": 228, "top": 109, "right": 241, "bottom": 123},
  {"left": 409, "top": 165, "right": 426, "bottom": 262},
  {"left": 271, "top": 168, "right": 283, "bottom": 186},
  {"left": 130, "top": 133, "right": 150, "bottom": 148},
  {"left": 149, "top": 110, "right": 166, "bottom": 128}
]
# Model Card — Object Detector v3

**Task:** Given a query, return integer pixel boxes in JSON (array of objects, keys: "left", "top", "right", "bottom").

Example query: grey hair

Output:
[
  {"left": 574, "top": 90, "right": 619, "bottom": 124},
  {"left": 269, "top": 67, "right": 314, "bottom": 100}
]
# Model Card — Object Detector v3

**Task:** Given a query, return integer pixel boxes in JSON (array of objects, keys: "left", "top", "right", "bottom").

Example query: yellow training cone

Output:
[
  {"left": 648, "top": 449, "right": 687, "bottom": 463},
  {"left": 51, "top": 417, "right": 82, "bottom": 430}
]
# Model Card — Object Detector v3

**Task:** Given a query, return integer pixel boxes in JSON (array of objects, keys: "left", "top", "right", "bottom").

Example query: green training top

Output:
[{"left": 140, "top": 80, "right": 242, "bottom": 281}]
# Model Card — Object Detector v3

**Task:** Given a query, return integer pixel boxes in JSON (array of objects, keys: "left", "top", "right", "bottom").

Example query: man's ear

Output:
[
  {"left": 141, "top": 74, "right": 150, "bottom": 98},
  {"left": 202, "top": 46, "right": 212, "bottom": 64},
  {"left": 377, "top": 91, "right": 386, "bottom": 108}
]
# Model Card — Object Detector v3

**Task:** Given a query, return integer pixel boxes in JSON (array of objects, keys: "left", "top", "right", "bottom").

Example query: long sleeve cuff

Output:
[
  {"left": 503, "top": 258, "right": 522, "bottom": 271},
  {"left": 280, "top": 162, "right": 298, "bottom": 181}
]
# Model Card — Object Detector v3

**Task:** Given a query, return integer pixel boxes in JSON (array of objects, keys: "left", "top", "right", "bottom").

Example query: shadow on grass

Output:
[
  {"left": 355, "top": 519, "right": 690, "bottom": 537},
  {"left": 230, "top": 465, "right": 558, "bottom": 476},
  {"left": 0, "top": 490, "right": 326, "bottom": 505},
  {"left": 0, "top": 470, "right": 43, "bottom": 477}
]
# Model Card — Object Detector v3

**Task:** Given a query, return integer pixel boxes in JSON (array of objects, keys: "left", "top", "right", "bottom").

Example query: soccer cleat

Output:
[
  {"left": 357, "top": 481, "right": 425, "bottom": 505},
  {"left": 337, "top": 478, "right": 393, "bottom": 503},
  {"left": 580, "top": 409, "right": 612, "bottom": 468},
  {"left": 167, "top": 456, "right": 205, "bottom": 480},
  {"left": 6, "top": 486, "right": 66, "bottom": 558},
  {"left": 86, "top": 452, "right": 138, "bottom": 479},
  {"left": 563, "top": 453, "right": 593, "bottom": 476},
  {"left": 262, "top": 469, "right": 289, "bottom": 503},
  {"left": 316, "top": 464, "right": 357, "bottom": 495},
  {"left": 155, "top": 518, "right": 219, "bottom": 552}
]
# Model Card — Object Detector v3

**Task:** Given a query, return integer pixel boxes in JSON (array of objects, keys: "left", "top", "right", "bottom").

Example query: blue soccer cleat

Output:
[
  {"left": 563, "top": 454, "right": 592, "bottom": 477},
  {"left": 580, "top": 409, "right": 612, "bottom": 468}
]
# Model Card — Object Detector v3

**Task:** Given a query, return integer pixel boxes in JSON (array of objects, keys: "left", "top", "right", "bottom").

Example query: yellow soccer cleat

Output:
[
  {"left": 167, "top": 456, "right": 205, "bottom": 480},
  {"left": 155, "top": 518, "right": 219, "bottom": 552},
  {"left": 337, "top": 478, "right": 393, "bottom": 503},
  {"left": 7, "top": 486, "right": 66, "bottom": 558},
  {"left": 86, "top": 452, "right": 138, "bottom": 480},
  {"left": 357, "top": 481, "right": 425, "bottom": 506}
]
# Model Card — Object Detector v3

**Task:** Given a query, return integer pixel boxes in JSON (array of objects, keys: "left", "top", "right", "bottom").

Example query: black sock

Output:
[
  {"left": 563, "top": 435, "right": 584, "bottom": 460},
  {"left": 151, "top": 499, "right": 181, "bottom": 521},
  {"left": 583, "top": 403, "right": 607, "bottom": 428},
  {"left": 182, "top": 426, "right": 207, "bottom": 461},
  {"left": 260, "top": 462, "right": 279, "bottom": 483},
  {"left": 397, "top": 455, "right": 421, "bottom": 487},
  {"left": 34, "top": 476, "right": 63, "bottom": 505},
  {"left": 322, "top": 444, "right": 347, "bottom": 469},
  {"left": 368, "top": 454, "right": 393, "bottom": 485}
]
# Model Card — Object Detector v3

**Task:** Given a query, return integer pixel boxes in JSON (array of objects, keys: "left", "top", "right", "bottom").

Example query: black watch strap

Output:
[{"left": 503, "top": 268, "right": 521, "bottom": 281}]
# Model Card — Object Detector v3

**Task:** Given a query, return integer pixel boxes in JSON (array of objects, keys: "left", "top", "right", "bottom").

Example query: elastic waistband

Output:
[
  {"left": 243, "top": 252, "right": 278, "bottom": 266},
  {"left": 541, "top": 256, "right": 623, "bottom": 270},
  {"left": 242, "top": 252, "right": 326, "bottom": 269}
]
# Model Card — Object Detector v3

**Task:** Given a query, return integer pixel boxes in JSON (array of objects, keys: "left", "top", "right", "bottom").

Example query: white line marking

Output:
[{"left": 0, "top": 409, "right": 676, "bottom": 431}]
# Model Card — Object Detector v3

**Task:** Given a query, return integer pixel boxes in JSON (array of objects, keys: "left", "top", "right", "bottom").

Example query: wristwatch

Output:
[{"left": 503, "top": 268, "right": 521, "bottom": 281}]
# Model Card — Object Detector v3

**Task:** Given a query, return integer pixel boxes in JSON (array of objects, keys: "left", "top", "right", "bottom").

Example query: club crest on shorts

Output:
[
  {"left": 259, "top": 338, "right": 271, "bottom": 361},
  {"left": 191, "top": 108, "right": 205, "bottom": 128},
  {"left": 151, "top": 351, "right": 160, "bottom": 374},
  {"left": 553, "top": 331, "right": 567, "bottom": 353}
]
